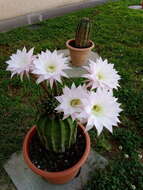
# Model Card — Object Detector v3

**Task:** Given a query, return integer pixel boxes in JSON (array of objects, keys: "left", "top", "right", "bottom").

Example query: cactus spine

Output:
[
  {"left": 75, "top": 17, "right": 91, "bottom": 48},
  {"left": 36, "top": 114, "right": 77, "bottom": 153}
]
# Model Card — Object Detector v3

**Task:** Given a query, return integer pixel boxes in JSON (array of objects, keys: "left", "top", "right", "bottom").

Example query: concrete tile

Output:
[
  {"left": 4, "top": 151, "right": 108, "bottom": 190},
  {"left": 128, "top": 5, "right": 143, "bottom": 10},
  {"left": 58, "top": 49, "right": 99, "bottom": 78}
]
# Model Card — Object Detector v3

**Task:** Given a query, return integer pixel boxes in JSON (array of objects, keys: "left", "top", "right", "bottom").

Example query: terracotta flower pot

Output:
[
  {"left": 23, "top": 124, "right": 90, "bottom": 184},
  {"left": 66, "top": 39, "right": 94, "bottom": 67}
]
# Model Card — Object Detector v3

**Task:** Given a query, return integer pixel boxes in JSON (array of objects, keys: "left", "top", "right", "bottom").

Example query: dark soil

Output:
[
  {"left": 69, "top": 39, "right": 92, "bottom": 48},
  {"left": 29, "top": 127, "right": 86, "bottom": 172}
]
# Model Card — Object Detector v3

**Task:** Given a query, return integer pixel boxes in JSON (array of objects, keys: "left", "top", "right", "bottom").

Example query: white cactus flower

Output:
[
  {"left": 79, "top": 88, "right": 122, "bottom": 135},
  {"left": 55, "top": 84, "right": 89, "bottom": 120},
  {"left": 32, "top": 50, "right": 70, "bottom": 87},
  {"left": 83, "top": 57, "right": 120, "bottom": 90},
  {"left": 6, "top": 47, "right": 34, "bottom": 80}
]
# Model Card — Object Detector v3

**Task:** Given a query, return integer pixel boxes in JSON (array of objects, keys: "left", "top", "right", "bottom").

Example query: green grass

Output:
[{"left": 0, "top": 0, "right": 143, "bottom": 189}]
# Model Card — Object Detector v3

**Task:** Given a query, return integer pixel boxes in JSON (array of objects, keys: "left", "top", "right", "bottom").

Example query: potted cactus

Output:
[
  {"left": 66, "top": 17, "right": 94, "bottom": 66},
  {"left": 6, "top": 47, "right": 122, "bottom": 184},
  {"left": 141, "top": 1, "right": 143, "bottom": 8}
]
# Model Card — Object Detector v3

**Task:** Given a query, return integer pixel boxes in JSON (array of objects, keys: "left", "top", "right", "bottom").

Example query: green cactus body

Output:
[
  {"left": 75, "top": 17, "right": 91, "bottom": 48},
  {"left": 36, "top": 114, "right": 77, "bottom": 153}
]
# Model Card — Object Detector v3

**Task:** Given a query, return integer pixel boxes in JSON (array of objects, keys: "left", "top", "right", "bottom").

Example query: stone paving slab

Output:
[
  {"left": 58, "top": 49, "right": 99, "bottom": 78},
  {"left": 4, "top": 150, "right": 108, "bottom": 190},
  {"left": 128, "top": 5, "right": 143, "bottom": 10}
]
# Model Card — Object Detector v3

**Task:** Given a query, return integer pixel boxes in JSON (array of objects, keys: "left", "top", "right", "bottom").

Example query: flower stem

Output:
[
  {"left": 30, "top": 74, "right": 49, "bottom": 95},
  {"left": 53, "top": 81, "right": 58, "bottom": 96}
]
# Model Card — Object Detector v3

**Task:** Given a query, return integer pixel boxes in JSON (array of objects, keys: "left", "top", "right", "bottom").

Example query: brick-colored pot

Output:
[
  {"left": 23, "top": 124, "right": 90, "bottom": 184},
  {"left": 66, "top": 39, "right": 94, "bottom": 67}
]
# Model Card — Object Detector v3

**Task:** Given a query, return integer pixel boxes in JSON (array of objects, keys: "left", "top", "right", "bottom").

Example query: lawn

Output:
[{"left": 0, "top": 0, "right": 143, "bottom": 189}]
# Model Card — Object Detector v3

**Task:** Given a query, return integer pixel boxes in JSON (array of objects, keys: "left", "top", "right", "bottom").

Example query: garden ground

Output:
[{"left": 0, "top": 0, "right": 143, "bottom": 189}]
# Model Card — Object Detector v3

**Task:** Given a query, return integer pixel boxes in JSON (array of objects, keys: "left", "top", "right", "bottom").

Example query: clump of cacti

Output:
[
  {"left": 75, "top": 17, "right": 91, "bottom": 48},
  {"left": 37, "top": 114, "right": 77, "bottom": 153}
]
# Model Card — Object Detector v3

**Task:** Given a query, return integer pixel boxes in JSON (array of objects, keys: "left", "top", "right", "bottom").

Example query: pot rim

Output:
[
  {"left": 66, "top": 39, "right": 94, "bottom": 52},
  {"left": 23, "top": 123, "right": 90, "bottom": 178}
]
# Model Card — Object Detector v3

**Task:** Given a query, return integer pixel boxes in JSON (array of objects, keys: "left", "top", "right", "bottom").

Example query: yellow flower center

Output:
[
  {"left": 70, "top": 99, "right": 81, "bottom": 107},
  {"left": 97, "top": 72, "right": 104, "bottom": 80},
  {"left": 47, "top": 65, "right": 56, "bottom": 73},
  {"left": 92, "top": 104, "right": 102, "bottom": 115}
]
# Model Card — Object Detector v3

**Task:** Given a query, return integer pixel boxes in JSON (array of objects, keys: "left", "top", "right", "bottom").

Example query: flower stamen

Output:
[
  {"left": 97, "top": 72, "right": 104, "bottom": 80},
  {"left": 47, "top": 65, "right": 56, "bottom": 73},
  {"left": 70, "top": 99, "right": 81, "bottom": 107},
  {"left": 92, "top": 104, "right": 102, "bottom": 115}
]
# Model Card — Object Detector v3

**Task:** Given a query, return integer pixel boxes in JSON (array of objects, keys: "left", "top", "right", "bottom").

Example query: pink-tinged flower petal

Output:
[
  {"left": 6, "top": 47, "right": 34, "bottom": 80},
  {"left": 55, "top": 84, "right": 89, "bottom": 121},
  {"left": 32, "top": 50, "right": 71, "bottom": 86},
  {"left": 49, "top": 79, "right": 54, "bottom": 88},
  {"left": 83, "top": 58, "right": 121, "bottom": 90},
  {"left": 80, "top": 88, "right": 122, "bottom": 135}
]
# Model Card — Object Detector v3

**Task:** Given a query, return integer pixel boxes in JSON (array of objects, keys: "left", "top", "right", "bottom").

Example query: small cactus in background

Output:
[
  {"left": 75, "top": 17, "right": 91, "bottom": 48},
  {"left": 37, "top": 114, "right": 77, "bottom": 153},
  {"left": 141, "top": 1, "right": 143, "bottom": 8}
]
